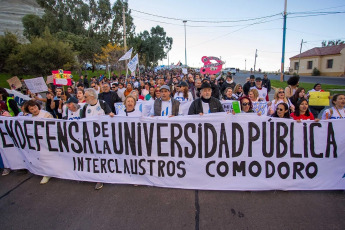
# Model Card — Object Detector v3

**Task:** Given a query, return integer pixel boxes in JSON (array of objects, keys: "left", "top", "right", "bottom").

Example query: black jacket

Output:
[
  {"left": 188, "top": 97, "right": 224, "bottom": 115},
  {"left": 98, "top": 91, "right": 121, "bottom": 114}
]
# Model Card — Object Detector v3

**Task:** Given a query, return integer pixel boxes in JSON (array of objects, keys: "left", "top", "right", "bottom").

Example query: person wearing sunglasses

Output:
[
  {"left": 272, "top": 103, "right": 291, "bottom": 119},
  {"left": 90, "top": 83, "right": 100, "bottom": 94},
  {"left": 238, "top": 96, "right": 254, "bottom": 113},
  {"left": 268, "top": 88, "right": 294, "bottom": 115}
]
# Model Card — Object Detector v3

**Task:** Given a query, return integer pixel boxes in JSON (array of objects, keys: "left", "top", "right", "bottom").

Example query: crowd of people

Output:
[{"left": 1, "top": 69, "right": 344, "bottom": 189}]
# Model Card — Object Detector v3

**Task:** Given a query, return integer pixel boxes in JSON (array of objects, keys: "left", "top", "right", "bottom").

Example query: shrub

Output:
[{"left": 312, "top": 67, "right": 320, "bottom": 76}]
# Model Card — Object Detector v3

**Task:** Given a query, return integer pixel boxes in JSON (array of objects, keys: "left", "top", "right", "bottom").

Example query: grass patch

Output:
[{"left": 271, "top": 79, "right": 345, "bottom": 95}]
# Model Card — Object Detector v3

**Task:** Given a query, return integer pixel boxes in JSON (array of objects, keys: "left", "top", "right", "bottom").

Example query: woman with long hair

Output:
[
  {"left": 248, "top": 88, "right": 259, "bottom": 102},
  {"left": 174, "top": 81, "right": 193, "bottom": 101},
  {"left": 290, "top": 98, "right": 319, "bottom": 122},
  {"left": 289, "top": 87, "right": 306, "bottom": 108},
  {"left": 322, "top": 93, "right": 345, "bottom": 120},
  {"left": 272, "top": 103, "right": 291, "bottom": 118},
  {"left": 233, "top": 84, "right": 244, "bottom": 99},
  {"left": 268, "top": 88, "right": 294, "bottom": 115}
]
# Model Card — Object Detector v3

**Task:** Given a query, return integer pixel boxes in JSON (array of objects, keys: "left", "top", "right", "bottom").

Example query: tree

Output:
[
  {"left": 0, "top": 32, "right": 20, "bottom": 72},
  {"left": 321, "top": 39, "right": 345, "bottom": 47},
  {"left": 5, "top": 29, "right": 76, "bottom": 76},
  {"left": 129, "top": 26, "right": 173, "bottom": 67},
  {"left": 94, "top": 43, "right": 125, "bottom": 74}
]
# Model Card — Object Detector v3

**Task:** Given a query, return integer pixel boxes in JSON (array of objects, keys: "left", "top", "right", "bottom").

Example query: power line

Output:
[{"left": 130, "top": 8, "right": 281, "bottom": 23}]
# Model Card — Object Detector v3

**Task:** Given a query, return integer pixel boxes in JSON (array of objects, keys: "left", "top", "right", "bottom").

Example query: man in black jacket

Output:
[
  {"left": 98, "top": 83, "right": 122, "bottom": 114},
  {"left": 243, "top": 75, "right": 255, "bottom": 96},
  {"left": 188, "top": 82, "right": 224, "bottom": 115}
]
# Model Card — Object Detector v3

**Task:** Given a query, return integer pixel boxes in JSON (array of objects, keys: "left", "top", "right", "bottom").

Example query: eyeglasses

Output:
[
  {"left": 277, "top": 108, "right": 284, "bottom": 111},
  {"left": 278, "top": 91, "right": 284, "bottom": 94},
  {"left": 242, "top": 103, "right": 250, "bottom": 106},
  {"left": 91, "top": 85, "right": 96, "bottom": 88}
]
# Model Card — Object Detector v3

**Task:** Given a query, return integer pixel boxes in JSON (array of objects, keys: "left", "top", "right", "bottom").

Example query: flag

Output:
[
  {"left": 128, "top": 54, "right": 139, "bottom": 73},
  {"left": 119, "top": 47, "right": 133, "bottom": 61},
  {"left": 176, "top": 61, "right": 181, "bottom": 66}
]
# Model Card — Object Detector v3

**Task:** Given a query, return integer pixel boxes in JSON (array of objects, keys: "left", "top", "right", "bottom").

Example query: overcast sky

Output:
[{"left": 123, "top": 0, "right": 345, "bottom": 71}]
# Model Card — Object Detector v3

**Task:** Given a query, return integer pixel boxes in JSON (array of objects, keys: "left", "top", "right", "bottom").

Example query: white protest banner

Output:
[
  {"left": 119, "top": 47, "right": 133, "bottom": 61},
  {"left": 4, "top": 89, "right": 31, "bottom": 106},
  {"left": 24, "top": 77, "right": 48, "bottom": 93},
  {"left": 128, "top": 54, "right": 138, "bottom": 73},
  {"left": 1, "top": 115, "right": 344, "bottom": 191}
]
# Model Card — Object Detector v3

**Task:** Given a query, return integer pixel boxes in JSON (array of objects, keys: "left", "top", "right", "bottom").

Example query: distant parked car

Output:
[{"left": 223, "top": 67, "right": 236, "bottom": 75}]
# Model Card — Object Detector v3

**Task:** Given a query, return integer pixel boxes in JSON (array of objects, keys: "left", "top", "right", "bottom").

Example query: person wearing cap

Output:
[
  {"left": 250, "top": 77, "right": 269, "bottom": 101},
  {"left": 220, "top": 74, "right": 236, "bottom": 97},
  {"left": 243, "top": 75, "right": 255, "bottom": 96},
  {"left": 188, "top": 82, "right": 224, "bottom": 115},
  {"left": 262, "top": 74, "right": 271, "bottom": 93},
  {"left": 62, "top": 97, "right": 82, "bottom": 120},
  {"left": 150, "top": 85, "right": 181, "bottom": 116},
  {"left": 174, "top": 81, "right": 193, "bottom": 102}
]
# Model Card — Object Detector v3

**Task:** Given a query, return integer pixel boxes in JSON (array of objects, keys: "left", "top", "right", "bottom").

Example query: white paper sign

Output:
[{"left": 24, "top": 77, "right": 48, "bottom": 93}]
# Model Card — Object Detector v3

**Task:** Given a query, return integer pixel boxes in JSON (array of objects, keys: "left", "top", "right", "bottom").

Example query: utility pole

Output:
[
  {"left": 245, "top": 59, "right": 247, "bottom": 71},
  {"left": 183, "top": 20, "right": 187, "bottom": 66},
  {"left": 253, "top": 49, "right": 258, "bottom": 73},
  {"left": 280, "top": 0, "right": 287, "bottom": 82},
  {"left": 122, "top": 1, "right": 128, "bottom": 78},
  {"left": 297, "top": 39, "right": 306, "bottom": 75}
]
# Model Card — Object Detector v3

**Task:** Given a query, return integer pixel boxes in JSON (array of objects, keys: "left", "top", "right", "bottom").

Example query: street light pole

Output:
[{"left": 183, "top": 20, "right": 187, "bottom": 66}]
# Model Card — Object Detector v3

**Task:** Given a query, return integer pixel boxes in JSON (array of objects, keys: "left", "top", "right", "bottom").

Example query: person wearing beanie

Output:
[{"left": 188, "top": 82, "right": 224, "bottom": 115}]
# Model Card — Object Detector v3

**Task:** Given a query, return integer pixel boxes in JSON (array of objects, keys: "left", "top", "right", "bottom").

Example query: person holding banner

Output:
[
  {"left": 290, "top": 98, "right": 319, "bottom": 122},
  {"left": 23, "top": 100, "right": 54, "bottom": 184},
  {"left": 98, "top": 83, "right": 121, "bottom": 114},
  {"left": 150, "top": 85, "right": 181, "bottom": 116},
  {"left": 268, "top": 88, "right": 294, "bottom": 115},
  {"left": 188, "top": 82, "right": 224, "bottom": 115},
  {"left": 81, "top": 88, "right": 114, "bottom": 190},
  {"left": 322, "top": 93, "right": 345, "bottom": 120},
  {"left": 272, "top": 103, "right": 291, "bottom": 119},
  {"left": 238, "top": 96, "right": 254, "bottom": 113},
  {"left": 0, "top": 87, "right": 20, "bottom": 116},
  {"left": 117, "top": 95, "right": 142, "bottom": 116},
  {"left": 62, "top": 97, "right": 82, "bottom": 120}
]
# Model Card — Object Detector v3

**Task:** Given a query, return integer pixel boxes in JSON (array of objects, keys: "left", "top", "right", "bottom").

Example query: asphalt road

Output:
[
  {"left": 1, "top": 171, "right": 345, "bottom": 230},
  {"left": 232, "top": 72, "right": 345, "bottom": 86}
]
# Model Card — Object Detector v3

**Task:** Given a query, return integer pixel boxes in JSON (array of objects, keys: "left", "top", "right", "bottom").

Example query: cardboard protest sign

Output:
[
  {"left": 7, "top": 76, "right": 22, "bottom": 90},
  {"left": 46, "top": 75, "right": 54, "bottom": 84},
  {"left": 200, "top": 56, "right": 224, "bottom": 74},
  {"left": 24, "top": 77, "right": 48, "bottom": 93},
  {"left": 52, "top": 69, "right": 72, "bottom": 86},
  {"left": 309, "top": 92, "right": 330, "bottom": 106}
]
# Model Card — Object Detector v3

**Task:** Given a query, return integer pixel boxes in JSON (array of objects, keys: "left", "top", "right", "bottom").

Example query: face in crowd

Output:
[
  {"left": 124, "top": 96, "right": 136, "bottom": 112},
  {"left": 28, "top": 105, "right": 40, "bottom": 116},
  {"left": 241, "top": 98, "right": 251, "bottom": 113},
  {"left": 255, "top": 80, "right": 262, "bottom": 88},
  {"left": 276, "top": 103, "right": 288, "bottom": 118},
  {"left": 102, "top": 84, "right": 110, "bottom": 93},
  {"left": 56, "top": 88, "right": 63, "bottom": 97},
  {"left": 299, "top": 100, "right": 309, "bottom": 114},
  {"left": 160, "top": 89, "right": 170, "bottom": 101},
  {"left": 201, "top": 87, "right": 212, "bottom": 99}
]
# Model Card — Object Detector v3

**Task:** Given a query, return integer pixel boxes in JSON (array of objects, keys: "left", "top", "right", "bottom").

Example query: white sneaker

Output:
[
  {"left": 95, "top": 182, "right": 103, "bottom": 190},
  {"left": 40, "top": 176, "right": 51, "bottom": 184},
  {"left": 2, "top": 168, "right": 10, "bottom": 176}
]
